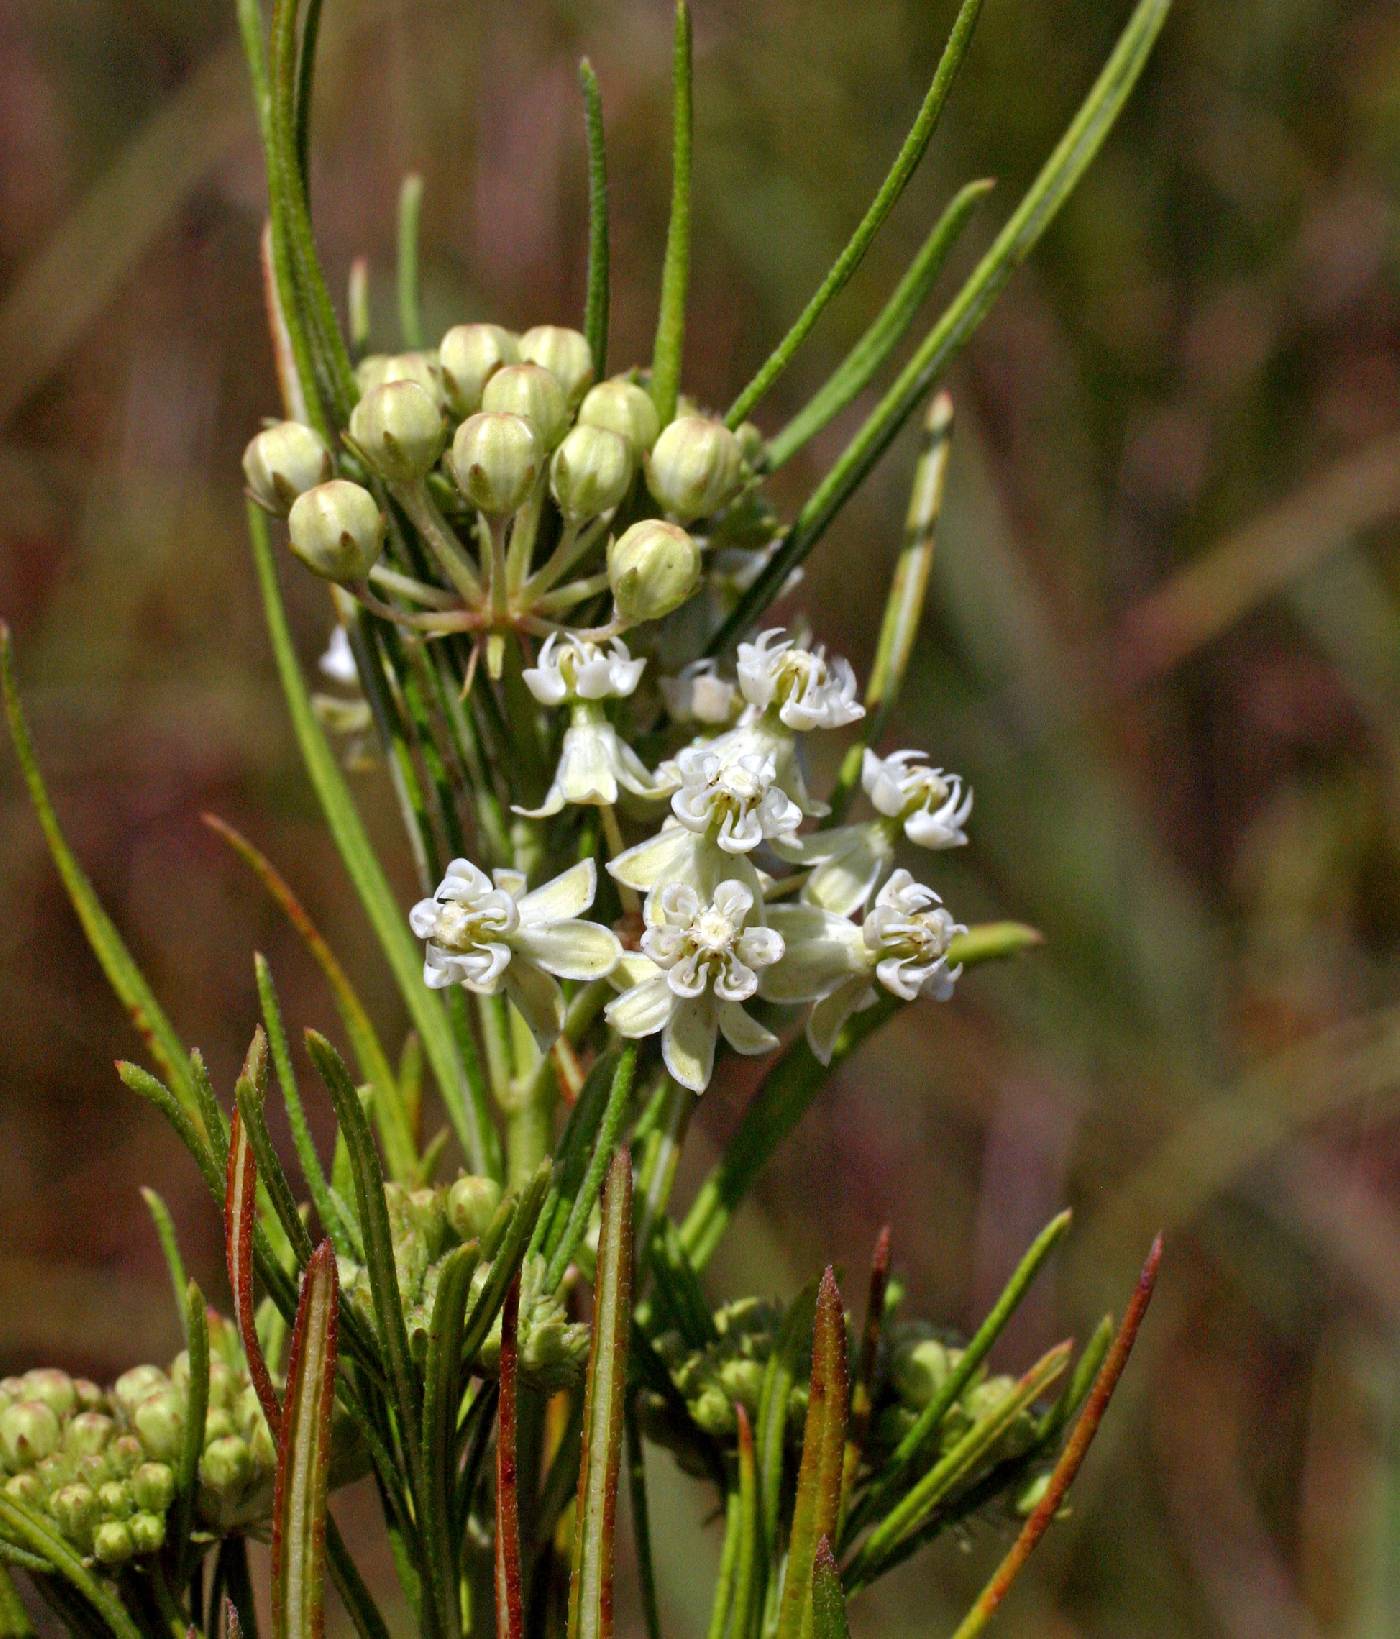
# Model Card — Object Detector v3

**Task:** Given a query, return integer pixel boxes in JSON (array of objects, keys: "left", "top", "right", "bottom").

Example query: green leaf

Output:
[
  {"left": 1, "top": 624, "right": 198, "bottom": 1120},
  {"left": 0, "top": 1567, "right": 34, "bottom": 1638},
  {"left": 568, "top": 1150, "right": 633, "bottom": 1639},
  {"left": 396, "top": 172, "right": 425, "bottom": 349},
  {"left": 710, "top": 0, "right": 1173, "bottom": 648},
  {"left": 726, "top": 0, "right": 985, "bottom": 426},
  {"left": 579, "top": 60, "right": 610, "bottom": 377},
  {"left": 755, "top": 1283, "right": 817, "bottom": 1619},
  {"left": 494, "top": 1277, "right": 525, "bottom": 1639},
  {"left": 235, "top": 1028, "right": 317, "bottom": 1270},
  {"left": 730, "top": 1406, "right": 761, "bottom": 1639},
  {"left": 649, "top": 1, "right": 692, "bottom": 425},
  {"left": 775, "top": 1268, "right": 848, "bottom": 1639},
  {"left": 809, "top": 1539, "right": 850, "bottom": 1639},
  {"left": 272, "top": 1240, "right": 340, "bottom": 1639},
  {"left": 418, "top": 1242, "right": 480, "bottom": 1639},
  {"left": 647, "top": 1221, "right": 718, "bottom": 1351},
  {"left": 460, "top": 1163, "right": 551, "bottom": 1366},
  {"left": 140, "top": 1186, "right": 189, "bottom": 1323},
  {"left": 0, "top": 1496, "right": 144, "bottom": 1639},
  {"left": 537, "top": 1045, "right": 637, "bottom": 1288},
  {"left": 226, "top": 1105, "right": 285, "bottom": 1433},
  {"left": 174, "top": 1279, "right": 210, "bottom": 1580},
  {"left": 247, "top": 500, "right": 498, "bottom": 1178}
]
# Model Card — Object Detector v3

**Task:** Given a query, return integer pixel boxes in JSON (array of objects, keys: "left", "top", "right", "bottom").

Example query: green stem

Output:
[
  {"left": 579, "top": 59, "right": 610, "bottom": 376},
  {"left": 650, "top": 1, "right": 693, "bottom": 425},
  {"left": 396, "top": 172, "right": 425, "bottom": 349}
]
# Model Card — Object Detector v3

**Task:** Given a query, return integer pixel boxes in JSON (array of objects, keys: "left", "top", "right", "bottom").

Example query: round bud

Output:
[
  {"left": 0, "top": 1401, "right": 61, "bottom": 1471},
  {"left": 21, "top": 1370, "right": 76, "bottom": 1422},
  {"left": 203, "top": 1409, "right": 237, "bottom": 1445},
  {"left": 450, "top": 412, "right": 540, "bottom": 516},
  {"left": 64, "top": 1413, "right": 116, "bottom": 1458},
  {"left": 3, "top": 1474, "right": 41, "bottom": 1506},
  {"left": 288, "top": 481, "right": 384, "bottom": 582},
  {"left": 481, "top": 363, "right": 569, "bottom": 449},
  {"left": 716, "top": 1357, "right": 765, "bottom": 1409},
  {"left": 242, "top": 420, "right": 333, "bottom": 515},
  {"left": 97, "top": 1480, "right": 133, "bottom": 1520},
  {"left": 518, "top": 325, "right": 594, "bottom": 407},
  {"left": 446, "top": 1175, "right": 504, "bottom": 1242},
  {"left": 128, "top": 1511, "right": 166, "bottom": 1555},
  {"left": 355, "top": 350, "right": 441, "bottom": 402},
  {"left": 349, "top": 380, "right": 445, "bottom": 483},
  {"left": 131, "top": 1461, "right": 175, "bottom": 1514},
  {"left": 206, "top": 1360, "right": 238, "bottom": 1411},
  {"left": 890, "top": 1335, "right": 953, "bottom": 1410},
  {"left": 73, "top": 1380, "right": 104, "bottom": 1413},
  {"left": 550, "top": 425, "right": 633, "bottom": 521},
  {"left": 646, "top": 415, "right": 744, "bottom": 521},
  {"left": 49, "top": 1483, "right": 99, "bottom": 1546},
  {"left": 439, "top": 324, "right": 518, "bottom": 416},
  {"left": 112, "top": 1366, "right": 167, "bottom": 1421},
  {"left": 199, "top": 1435, "right": 252, "bottom": 1497},
  {"left": 92, "top": 1520, "right": 134, "bottom": 1566},
  {"left": 109, "top": 1435, "right": 144, "bottom": 1477},
  {"left": 132, "top": 1390, "right": 184, "bottom": 1463},
  {"left": 578, "top": 378, "right": 661, "bottom": 452},
  {"left": 607, "top": 519, "right": 701, "bottom": 625}
]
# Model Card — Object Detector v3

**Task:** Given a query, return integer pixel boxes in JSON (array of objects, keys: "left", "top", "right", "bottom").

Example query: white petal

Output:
[
  {"left": 503, "top": 961, "right": 566, "bottom": 1050},
  {"left": 558, "top": 722, "right": 620, "bottom": 806},
  {"left": 803, "top": 828, "right": 891, "bottom": 917},
  {"left": 807, "top": 976, "right": 873, "bottom": 1064},
  {"left": 513, "top": 781, "right": 567, "bottom": 820},
  {"left": 717, "top": 1001, "right": 779, "bottom": 1056},
  {"left": 409, "top": 898, "right": 441, "bottom": 937},
  {"left": 605, "top": 975, "right": 675, "bottom": 1038},
  {"left": 760, "top": 907, "right": 865, "bottom": 1002},
  {"left": 662, "top": 996, "right": 718, "bottom": 1093},
  {"left": 514, "top": 918, "right": 620, "bottom": 981},
  {"left": 518, "top": 858, "right": 597, "bottom": 925},
  {"left": 608, "top": 825, "right": 697, "bottom": 891},
  {"left": 875, "top": 954, "right": 924, "bottom": 1001}
]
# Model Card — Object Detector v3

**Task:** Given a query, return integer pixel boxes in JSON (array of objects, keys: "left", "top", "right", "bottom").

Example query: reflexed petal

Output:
[
  {"left": 609, "top": 824, "right": 697, "bottom": 890},
  {"left": 514, "top": 918, "right": 621, "bottom": 980},
  {"left": 409, "top": 898, "right": 441, "bottom": 936},
  {"left": 662, "top": 995, "right": 718, "bottom": 1093},
  {"left": 735, "top": 925, "right": 784, "bottom": 970},
  {"left": 717, "top": 1001, "right": 779, "bottom": 1057},
  {"left": 605, "top": 975, "right": 675, "bottom": 1038},
  {"left": 613, "top": 738, "right": 670, "bottom": 800},
  {"left": 518, "top": 858, "right": 597, "bottom": 925},
  {"left": 760, "top": 906, "right": 865, "bottom": 1002},
  {"left": 875, "top": 953, "right": 923, "bottom": 1001},
  {"left": 514, "top": 780, "right": 567, "bottom": 820},
  {"left": 803, "top": 827, "right": 891, "bottom": 916},
  {"left": 503, "top": 960, "right": 566, "bottom": 1050},
  {"left": 807, "top": 976, "right": 874, "bottom": 1064}
]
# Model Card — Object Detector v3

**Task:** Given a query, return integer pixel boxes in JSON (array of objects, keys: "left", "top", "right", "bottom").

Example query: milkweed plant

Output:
[{"left": 0, "top": 1, "right": 1171, "bottom": 1634}]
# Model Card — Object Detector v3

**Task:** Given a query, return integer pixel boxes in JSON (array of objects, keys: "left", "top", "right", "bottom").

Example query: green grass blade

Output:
[
  {"left": 174, "top": 1279, "right": 210, "bottom": 1581},
  {"left": 0, "top": 1498, "right": 144, "bottom": 1639},
  {"left": 730, "top": 1406, "right": 761, "bottom": 1639},
  {"left": 396, "top": 173, "right": 425, "bottom": 349},
  {"left": 649, "top": 1, "right": 692, "bottom": 426},
  {"left": 247, "top": 500, "right": 497, "bottom": 1177},
  {"left": 568, "top": 1150, "right": 633, "bottom": 1639},
  {"left": 235, "top": 1031, "right": 317, "bottom": 1270},
  {"left": 1, "top": 624, "right": 198, "bottom": 1119},
  {"left": 139, "top": 1187, "right": 188, "bottom": 1324},
  {"left": 579, "top": 60, "right": 610, "bottom": 377},
  {"left": 809, "top": 1539, "right": 850, "bottom": 1639},
  {"left": 726, "top": 0, "right": 984, "bottom": 427},
  {"left": 767, "top": 182, "right": 990, "bottom": 469},
  {"left": 418, "top": 1243, "right": 480, "bottom": 1639},
  {"left": 775, "top": 1269, "right": 848, "bottom": 1639},
  {"left": 541, "top": 1045, "right": 638, "bottom": 1289},
  {"left": 710, "top": 0, "right": 1173, "bottom": 649},
  {"left": 272, "top": 1240, "right": 340, "bottom": 1639},
  {"left": 459, "top": 1163, "right": 551, "bottom": 1366}
]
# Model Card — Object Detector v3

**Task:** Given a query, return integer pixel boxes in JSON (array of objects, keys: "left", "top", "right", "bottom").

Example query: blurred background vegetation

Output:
[{"left": 3, "top": 1, "right": 1398, "bottom": 1633}]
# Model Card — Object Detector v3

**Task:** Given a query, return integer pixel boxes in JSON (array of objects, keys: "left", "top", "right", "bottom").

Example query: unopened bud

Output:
[
  {"left": 21, "top": 1370, "right": 76, "bottom": 1422},
  {"left": 112, "top": 1367, "right": 167, "bottom": 1421},
  {"left": 109, "top": 1435, "right": 144, "bottom": 1478},
  {"left": 450, "top": 412, "right": 540, "bottom": 516},
  {"left": 202, "top": 1409, "right": 237, "bottom": 1445},
  {"left": 646, "top": 416, "right": 744, "bottom": 521},
  {"left": 73, "top": 1380, "right": 104, "bottom": 1413},
  {"left": 578, "top": 378, "right": 661, "bottom": 452},
  {"left": 446, "top": 1175, "right": 503, "bottom": 1242},
  {"left": 481, "top": 363, "right": 569, "bottom": 449},
  {"left": 49, "top": 1483, "right": 99, "bottom": 1545},
  {"left": 0, "top": 1401, "right": 61, "bottom": 1470},
  {"left": 199, "top": 1435, "right": 252, "bottom": 1497},
  {"left": 64, "top": 1413, "right": 116, "bottom": 1458},
  {"left": 131, "top": 1461, "right": 175, "bottom": 1513},
  {"left": 890, "top": 1335, "right": 953, "bottom": 1410},
  {"left": 97, "top": 1480, "right": 133, "bottom": 1520},
  {"left": 349, "top": 380, "right": 445, "bottom": 483},
  {"left": 550, "top": 425, "right": 633, "bottom": 521},
  {"left": 3, "top": 1474, "right": 41, "bottom": 1506},
  {"left": 128, "top": 1511, "right": 166, "bottom": 1555},
  {"left": 288, "top": 481, "right": 384, "bottom": 582},
  {"left": 439, "top": 324, "right": 518, "bottom": 416},
  {"left": 132, "top": 1390, "right": 184, "bottom": 1463},
  {"left": 355, "top": 351, "right": 441, "bottom": 402},
  {"left": 607, "top": 519, "right": 701, "bottom": 624},
  {"left": 92, "top": 1520, "right": 134, "bottom": 1566},
  {"left": 518, "top": 325, "right": 594, "bottom": 407},
  {"left": 243, "top": 420, "right": 333, "bottom": 515}
]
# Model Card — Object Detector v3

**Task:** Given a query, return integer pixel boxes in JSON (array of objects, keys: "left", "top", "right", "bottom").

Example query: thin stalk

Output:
[
  {"left": 650, "top": 1, "right": 693, "bottom": 425},
  {"left": 396, "top": 172, "right": 425, "bottom": 349},
  {"left": 579, "top": 59, "right": 610, "bottom": 376}
]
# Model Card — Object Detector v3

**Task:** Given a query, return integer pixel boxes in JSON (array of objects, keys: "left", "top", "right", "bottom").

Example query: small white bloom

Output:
[
  {"left": 319, "top": 625, "right": 358, "bottom": 686},
  {"left": 736, "top": 629, "right": 864, "bottom": 731},
  {"left": 862, "top": 749, "right": 972, "bottom": 849},
  {"left": 522, "top": 633, "right": 646, "bottom": 706},
  {"left": 661, "top": 741, "right": 803, "bottom": 855},
  {"left": 605, "top": 879, "right": 784, "bottom": 1092},
  {"left": 861, "top": 869, "right": 964, "bottom": 1001},
  {"left": 515, "top": 712, "right": 667, "bottom": 817},
  {"left": 659, "top": 660, "right": 742, "bottom": 728},
  {"left": 409, "top": 858, "right": 620, "bottom": 1048},
  {"left": 774, "top": 822, "right": 893, "bottom": 916}
]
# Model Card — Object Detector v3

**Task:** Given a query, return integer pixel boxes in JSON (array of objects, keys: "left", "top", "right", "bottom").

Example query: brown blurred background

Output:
[{"left": 3, "top": 1, "right": 1399, "bottom": 1633}]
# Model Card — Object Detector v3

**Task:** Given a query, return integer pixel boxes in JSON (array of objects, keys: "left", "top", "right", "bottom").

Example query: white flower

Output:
[
  {"left": 659, "top": 660, "right": 742, "bottom": 727},
  {"left": 319, "top": 625, "right": 358, "bottom": 686},
  {"left": 409, "top": 858, "right": 620, "bottom": 1048},
  {"left": 523, "top": 633, "right": 645, "bottom": 705},
  {"left": 515, "top": 714, "right": 667, "bottom": 817},
  {"left": 663, "top": 742, "right": 802, "bottom": 854},
  {"left": 736, "top": 629, "right": 864, "bottom": 731},
  {"left": 774, "top": 823, "right": 894, "bottom": 916},
  {"left": 761, "top": 868, "right": 964, "bottom": 1064},
  {"left": 605, "top": 879, "right": 783, "bottom": 1092},
  {"left": 862, "top": 749, "right": 972, "bottom": 849}
]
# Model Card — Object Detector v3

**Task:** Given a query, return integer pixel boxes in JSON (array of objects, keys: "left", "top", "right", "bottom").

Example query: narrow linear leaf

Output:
[
  {"left": 191, "top": 1049, "right": 232, "bottom": 1172},
  {"left": 495, "top": 1278, "right": 525, "bottom": 1639},
  {"left": 649, "top": 0, "right": 692, "bottom": 425},
  {"left": 1, "top": 625, "right": 197, "bottom": 1116},
  {"left": 843, "top": 1225, "right": 892, "bottom": 1507},
  {"left": 272, "top": 1241, "right": 340, "bottom": 1639},
  {"left": 120, "top": 1061, "right": 222, "bottom": 1197},
  {"left": 568, "top": 1150, "right": 633, "bottom": 1639},
  {"left": 174, "top": 1281, "right": 210, "bottom": 1579},
  {"left": 140, "top": 1187, "right": 189, "bottom": 1324},
  {"left": 461, "top": 1163, "right": 552, "bottom": 1366},
  {"left": 326, "top": 1515, "right": 392, "bottom": 1639},
  {"left": 0, "top": 1566, "right": 34, "bottom": 1639},
  {"left": 236, "top": 1029, "right": 317, "bottom": 1269},
  {"left": 726, "top": 0, "right": 984, "bottom": 425},
  {"left": 809, "top": 1539, "right": 850, "bottom": 1639},
  {"left": 948, "top": 1237, "right": 1163, "bottom": 1639},
  {"left": 396, "top": 172, "right": 425, "bottom": 349},
  {"left": 756, "top": 1282, "right": 817, "bottom": 1599},
  {"left": 224, "top": 1597, "right": 246, "bottom": 1639},
  {"left": 776, "top": 1268, "right": 848, "bottom": 1639},
  {"left": 647, "top": 1222, "right": 718, "bottom": 1350},
  {"left": 0, "top": 1497, "right": 144, "bottom": 1639},
  {"left": 730, "top": 1405, "right": 761, "bottom": 1639},
  {"left": 1036, "top": 1312, "right": 1115, "bottom": 1446},
  {"left": 579, "top": 60, "right": 610, "bottom": 376},
  {"left": 226, "top": 1107, "right": 283, "bottom": 1432},
  {"left": 540, "top": 1045, "right": 637, "bottom": 1289},
  {"left": 419, "top": 1242, "right": 481, "bottom": 1639}
]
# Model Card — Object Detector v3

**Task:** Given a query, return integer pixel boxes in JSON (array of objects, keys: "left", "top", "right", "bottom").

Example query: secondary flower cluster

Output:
[{"left": 410, "top": 625, "right": 972, "bottom": 1091}]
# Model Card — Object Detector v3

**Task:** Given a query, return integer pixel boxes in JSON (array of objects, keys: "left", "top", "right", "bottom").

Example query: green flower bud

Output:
[
  {"left": 607, "top": 519, "right": 701, "bottom": 624},
  {"left": 128, "top": 1511, "right": 166, "bottom": 1555},
  {"left": 890, "top": 1334, "right": 954, "bottom": 1410},
  {"left": 689, "top": 1383, "right": 735, "bottom": 1438},
  {"left": 199, "top": 1435, "right": 252, "bottom": 1497},
  {"left": 0, "top": 1379, "right": 23, "bottom": 1402},
  {"left": 20, "top": 1370, "right": 77, "bottom": 1422},
  {"left": 63, "top": 1413, "right": 115, "bottom": 1459},
  {"left": 518, "top": 325, "right": 594, "bottom": 407},
  {"left": 74, "top": 1455, "right": 109, "bottom": 1490},
  {"left": 3, "top": 1474, "right": 41, "bottom": 1506},
  {"left": 439, "top": 324, "right": 518, "bottom": 416},
  {"left": 450, "top": 412, "right": 540, "bottom": 516},
  {"left": 112, "top": 1367, "right": 167, "bottom": 1421},
  {"left": 445, "top": 1174, "right": 503, "bottom": 1242},
  {"left": 0, "top": 1401, "right": 61, "bottom": 1471},
  {"left": 132, "top": 1390, "right": 184, "bottom": 1463},
  {"left": 349, "top": 380, "right": 446, "bottom": 483},
  {"left": 288, "top": 480, "right": 385, "bottom": 582},
  {"left": 645, "top": 415, "right": 744, "bottom": 521},
  {"left": 355, "top": 350, "right": 441, "bottom": 403},
  {"left": 92, "top": 1520, "right": 134, "bottom": 1566},
  {"left": 130, "top": 1461, "right": 174, "bottom": 1513},
  {"left": 242, "top": 420, "right": 333, "bottom": 514},
  {"left": 481, "top": 363, "right": 569, "bottom": 449},
  {"left": 49, "top": 1482, "right": 99, "bottom": 1546},
  {"left": 550, "top": 425, "right": 633, "bottom": 522},
  {"left": 109, "top": 1435, "right": 144, "bottom": 1477},
  {"left": 577, "top": 378, "right": 661, "bottom": 452},
  {"left": 716, "top": 1357, "right": 765, "bottom": 1410},
  {"left": 96, "top": 1480, "right": 133, "bottom": 1520},
  {"left": 203, "top": 1408, "right": 237, "bottom": 1445}
]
